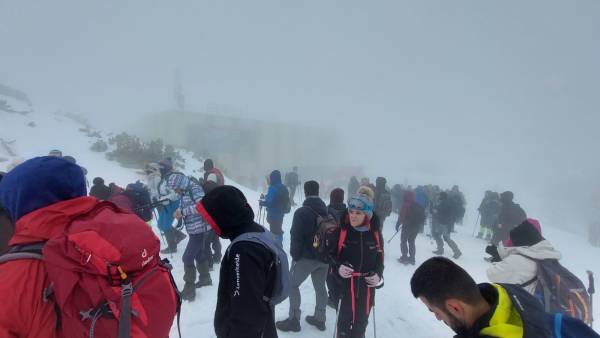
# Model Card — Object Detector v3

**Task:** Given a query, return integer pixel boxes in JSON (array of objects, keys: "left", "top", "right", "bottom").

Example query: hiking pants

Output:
[
  {"left": 289, "top": 185, "right": 297, "bottom": 204},
  {"left": 400, "top": 226, "right": 418, "bottom": 258},
  {"left": 288, "top": 259, "right": 329, "bottom": 322},
  {"left": 337, "top": 276, "right": 373, "bottom": 338},
  {"left": 433, "top": 223, "right": 460, "bottom": 254},
  {"left": 182, "top": 232, "right": 210, "bottom": 266}
]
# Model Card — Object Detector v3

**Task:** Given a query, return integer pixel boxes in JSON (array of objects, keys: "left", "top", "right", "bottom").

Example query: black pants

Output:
[
  {"left": 337, "top": 277, "right": 373, "bottom": 338},
  {"left": 400, "top": 227, "right": 418, "bottom": 258},
  {"left": 327, "top": 267, "right": 341, "bottom": 303}
]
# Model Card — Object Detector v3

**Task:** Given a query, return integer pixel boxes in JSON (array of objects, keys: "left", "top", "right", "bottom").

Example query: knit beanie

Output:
[{"left": 348, "top": 186, "right": 374, "bottom": 219}]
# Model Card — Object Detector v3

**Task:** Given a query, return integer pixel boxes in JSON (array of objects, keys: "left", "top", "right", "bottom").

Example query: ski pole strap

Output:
[
  {"left": 350, "top": 275, "right": 357, "bottom": 325},
  {"left": 118, "top": 282, "right": 133, "bottom": 338}
]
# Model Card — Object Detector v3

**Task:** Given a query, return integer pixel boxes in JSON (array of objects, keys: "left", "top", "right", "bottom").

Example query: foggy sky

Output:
[{"left": 1, "top": 1, "right": 599, "bottom": 228}]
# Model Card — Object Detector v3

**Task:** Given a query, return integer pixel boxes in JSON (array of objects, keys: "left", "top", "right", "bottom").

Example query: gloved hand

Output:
[
  {"left": 365, "top": 273, "right": 382, "bottom": 288},
  {"left": 485, "top": 245, "right": 502, "bottom": 262},
  {"left": 338, "top": 264, "right": 354, "bottom": 279}
]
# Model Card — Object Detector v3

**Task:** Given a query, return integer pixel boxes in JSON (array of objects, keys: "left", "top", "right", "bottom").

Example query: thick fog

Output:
[{"left": 1, "top": 1, "right": 599, "bottom": 231}]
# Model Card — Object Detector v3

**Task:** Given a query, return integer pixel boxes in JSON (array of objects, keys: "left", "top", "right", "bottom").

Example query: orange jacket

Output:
[{"left": 0, "top": 197, "right": 98, "bottom": 338}]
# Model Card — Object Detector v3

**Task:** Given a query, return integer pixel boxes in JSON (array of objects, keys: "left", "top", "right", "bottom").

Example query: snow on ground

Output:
[{"left": 1, "top": 110, "right": 599, "bottom": 337}]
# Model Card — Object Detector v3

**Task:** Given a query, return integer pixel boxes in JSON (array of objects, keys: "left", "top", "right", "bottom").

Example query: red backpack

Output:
[{"left": 0, "top": 201, "right": 181, "bottom": 338}]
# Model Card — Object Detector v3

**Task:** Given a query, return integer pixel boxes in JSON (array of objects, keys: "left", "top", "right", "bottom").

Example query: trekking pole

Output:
[
  {"left": 587, "top": 270, "right": 595, "bottom": 328},
  {"left": 388, "top": 228, "right": 401, "bottom": 244},
  {"left": 472, "top": 213, "right": 480, "bottom": 237},
  {"left": 373, "top": 302, "right": 377, "bottom": 338},
  {"left": 333, "top": 297, "right": 342, "bottom": 338}
]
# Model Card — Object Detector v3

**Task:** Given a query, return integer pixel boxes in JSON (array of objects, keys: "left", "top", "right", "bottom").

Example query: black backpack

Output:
[
  {"left": 311, "top": 210, "right": 339, "bottom": 263},
  {"left": 519, "top": 255, "right": 593, "bottom": 326},
  {"left": 125, "top": 181, "right": 153, "bottom": 222},
  {"left": 277, "top": 186, "right": 291, "bottom": 214}
]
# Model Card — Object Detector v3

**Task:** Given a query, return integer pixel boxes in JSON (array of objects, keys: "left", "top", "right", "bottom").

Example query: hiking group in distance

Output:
[{"left": 0, "top": 152, "right": 598, "bottom": 338}]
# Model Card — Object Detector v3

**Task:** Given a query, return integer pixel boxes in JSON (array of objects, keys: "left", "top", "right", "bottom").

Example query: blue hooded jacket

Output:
[
  {"left": 261, "top": 170, "right": 288, "bottom": 221},
  {"left": 0, "top": 157, "right": 87, "bottom": 223}
]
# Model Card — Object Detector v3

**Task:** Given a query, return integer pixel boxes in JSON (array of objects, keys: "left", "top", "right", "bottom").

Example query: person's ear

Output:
[{"left": 445, "top": 299, "right": 465, "bottom": 319}]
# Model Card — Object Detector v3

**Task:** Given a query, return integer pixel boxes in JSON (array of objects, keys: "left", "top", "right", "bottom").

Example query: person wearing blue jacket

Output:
[{"left": 260, "top": 170, "right": 289, "bottom": 246}]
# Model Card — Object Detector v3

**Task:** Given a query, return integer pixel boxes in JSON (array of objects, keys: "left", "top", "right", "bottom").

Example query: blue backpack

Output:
[{"left": 227, "top": 230, "right": 290, "bottom": 305}]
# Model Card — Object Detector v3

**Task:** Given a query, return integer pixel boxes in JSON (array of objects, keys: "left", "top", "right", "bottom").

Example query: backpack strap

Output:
[
  {"left": 0, "top": 242, "right": 45, "bottom": 264},
  {"left": 373, "top": 231, "right": 384, "bottom": 262},
  {"left": 337, "top": 228, "right": 348, "bottom": 256},
  {"left": 554, "top": 313, "right": 563, "bottom": 338}
]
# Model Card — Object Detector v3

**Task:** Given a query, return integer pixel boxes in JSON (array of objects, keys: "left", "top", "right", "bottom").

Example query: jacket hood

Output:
[
  {"left": 269, "top": 170, "right": 282, "bottom": 186},
  {"left": 0, "top": 156, "right": 87, "bottom": 223},
  {"left": 303, "top": 196, "right": 328, "bottom": 216},
  {"left": 197, "top": 185, "right": 255, "bottom": 239},
  {"left": 501, "top": 240, "right": 562, "bottom": 261},
  {"left": 9, "top": 196, "right": 98, "bottom": 246}
]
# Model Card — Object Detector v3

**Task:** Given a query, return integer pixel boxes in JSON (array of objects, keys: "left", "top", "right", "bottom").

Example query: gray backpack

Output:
[{"left": 227, "top": 230, "right": 290, "bottom": 305}]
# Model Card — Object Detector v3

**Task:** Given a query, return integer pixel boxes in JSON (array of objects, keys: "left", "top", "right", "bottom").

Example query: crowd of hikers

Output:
[{"left": 0, "top": 152, "right": 598, "bottom": 338}]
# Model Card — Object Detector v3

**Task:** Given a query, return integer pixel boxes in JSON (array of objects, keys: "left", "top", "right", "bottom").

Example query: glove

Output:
[
  {"left": 365, "top": 273, "right": 382, "bottom": 288},
  {"left": 485, "top": 245, "right": 502, "bottom": 262},
  {"left": 338, "top": 264, "right": 354, "bottom": 279}
]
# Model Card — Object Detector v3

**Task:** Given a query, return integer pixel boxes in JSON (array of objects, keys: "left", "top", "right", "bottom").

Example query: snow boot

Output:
[
  {"left": 398, "top": 255, "right": 409, "bottom": 264},
  {"left": 181, "top": 265, "right": 197, "bottom": 302},
  {"left": 160, "top": 230, "right": 177, "bottom": 254},
  {"left": 195, "top": 259, "right": 213, "bottom": 288},
  {"left": 453, "top": 250, "right": 462, "bottom": 259},
  {"left": 276, "top": 317, "right": 301, "bottom": 332},
  {"left": 305, "top": 315, "right": 326, "bottom": 331},
  {"left": 408, "top": 256, "right": 416, "bottom": 265},
  {"left": 432, "top": 248, "right": 444, "bottom": 255}
]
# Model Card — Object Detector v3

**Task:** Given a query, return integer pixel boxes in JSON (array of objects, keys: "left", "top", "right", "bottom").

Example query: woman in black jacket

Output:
[{"left": 330, "top": 186, "right": 384, "bottom": 338}]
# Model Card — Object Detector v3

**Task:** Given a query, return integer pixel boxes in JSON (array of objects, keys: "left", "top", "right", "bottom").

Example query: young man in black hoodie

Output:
[
  {"left": 276, "top": 181, "right": 330, "bottom": 332},
  {"left": 197, "top": 185, "right": 279, "bottom": 338}
]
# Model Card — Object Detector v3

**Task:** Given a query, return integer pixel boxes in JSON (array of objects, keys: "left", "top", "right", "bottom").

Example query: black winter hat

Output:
[
  {"left": 375, "top": 177, "right": 387, "bottom": 188},
  {"left": 197, "top": 185, "right": 254, "bottom": 239},
  {"left": 204, "top": 159, "right": 214, "bottom": 171},
  {"left": 501, "top": 191, "right": 514, "bottom": 203},
  {"left": 510, "top": 220, "right": 543, "bottom": 247},
  {"left": 93, "top": 177, "right": 104, "bottom": 185},
  {"left": 330, "top": 188, "right": 345, "bottom": 205},
  {"left": 304, "top": 180, "right": 319, "bottom": 197}
]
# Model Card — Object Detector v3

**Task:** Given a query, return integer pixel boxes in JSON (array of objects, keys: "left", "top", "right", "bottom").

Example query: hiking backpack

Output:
[
  {"left": 277, "top": 186, "right": 291, "bottom": 214},
  {"left": 226, "top": 230, "right": 290, "bottom": 305},
  {"left": 125, "top": 181, "right": 153, "bottom": 222},
  {"left": 311, "top": 211, "right": 340, "bottom": 263},
  {"left": 519, "top": 255, "right": 593, "bottom": 326},
  {"left": 0, "top": 201, "right": 181, "bottom": 338}
]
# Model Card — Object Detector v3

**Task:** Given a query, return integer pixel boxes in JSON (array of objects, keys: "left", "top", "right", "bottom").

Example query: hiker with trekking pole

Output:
[{"left": 329, "top": 186, "right": 384, "bottom": 338}]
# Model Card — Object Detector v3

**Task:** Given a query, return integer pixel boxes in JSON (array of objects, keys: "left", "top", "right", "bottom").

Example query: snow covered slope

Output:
[{"left": 1, "top": 109, "right": 598, "bottom": 337}]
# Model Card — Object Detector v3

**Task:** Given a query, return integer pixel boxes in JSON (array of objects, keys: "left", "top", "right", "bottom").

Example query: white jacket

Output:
[{"left": 486, "top": 240, "right": 562, "bottom": 294}]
